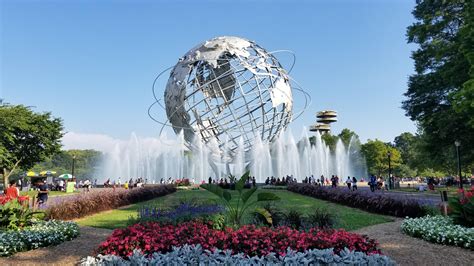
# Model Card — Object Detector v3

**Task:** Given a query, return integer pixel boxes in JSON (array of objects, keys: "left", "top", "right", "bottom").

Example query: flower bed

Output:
[
  {"left": 401, "top": 215, "right": 473, "bottom": 249},
  {"left": 46, "top": 185, "right": 176, "bottom": 220},
  {"left": 0, "top": 195, "right": 29, "bottom": 205},
  {"left": 83, "top": 244, "right": 395, "bottom": 265},
  {"left": 174, "top": 178, "right": 190, "bottom": 187},
  {"left": 288, "top": 183, "right": 427, "bottom": 217},
  {"left": 137, "top": 203, "right": 224, "bottom": 224},
  {"left": 97, "top": 221, "right": 381, "bottom": 258},
  {"left": 0, "top": 220, "right": 80, "bottom": 256}
]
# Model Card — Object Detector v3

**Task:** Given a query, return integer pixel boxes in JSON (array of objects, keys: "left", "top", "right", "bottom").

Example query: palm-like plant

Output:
[{"left": 201, "top": 171, "right": 279, "bottom": 227}]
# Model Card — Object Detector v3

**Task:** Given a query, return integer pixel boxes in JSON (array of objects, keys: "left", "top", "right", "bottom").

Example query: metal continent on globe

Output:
[{"left": 164, "top": 36, "right": 294, "bottom": 157}]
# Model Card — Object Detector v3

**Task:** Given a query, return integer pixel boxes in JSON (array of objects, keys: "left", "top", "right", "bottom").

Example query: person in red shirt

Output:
[{"left": 5, "top": 180, "right": 19, "bottom": 199}]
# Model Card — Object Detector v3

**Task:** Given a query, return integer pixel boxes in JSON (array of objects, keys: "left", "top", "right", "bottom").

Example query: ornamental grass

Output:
[
  {"left": 46, "top": 185, "right": 176, "bottom": 220},
  {"left": 288, "top": 183, "right": 427, "bottom": 218}
]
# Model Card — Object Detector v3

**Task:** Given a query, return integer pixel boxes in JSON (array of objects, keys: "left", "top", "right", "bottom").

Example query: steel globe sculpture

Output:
[{"left": 151, "top": 36, "right": 307, "bottom": 162}]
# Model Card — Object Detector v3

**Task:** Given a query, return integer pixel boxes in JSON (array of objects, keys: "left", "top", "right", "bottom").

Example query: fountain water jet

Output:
[{"left": 97, "top": 129, "right": 367, "bottom": 184}]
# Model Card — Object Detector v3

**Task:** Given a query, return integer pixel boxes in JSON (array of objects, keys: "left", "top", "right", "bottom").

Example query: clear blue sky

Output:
[{"left": 1, "top": 0, "right": 417, "bottom": 148}]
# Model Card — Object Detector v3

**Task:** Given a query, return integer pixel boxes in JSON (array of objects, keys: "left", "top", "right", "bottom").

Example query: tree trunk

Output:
[{"left": 3, "top": 168, "right": 8, "bottom": 193}]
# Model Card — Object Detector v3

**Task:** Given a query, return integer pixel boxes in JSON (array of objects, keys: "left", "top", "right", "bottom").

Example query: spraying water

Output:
[{"left": 98, "top": 130, "right": 367, "bottom": 183}]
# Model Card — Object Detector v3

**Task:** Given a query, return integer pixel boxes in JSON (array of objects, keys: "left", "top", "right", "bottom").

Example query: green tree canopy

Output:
[
  {"left": 338, "top": 128, "right": 359, "bottom": 147},
  {"left": 29, "top": 149, "right": 103, "bottom": 180},
  {"left": 361, "top": 139, "right": 402, "bottom": 176},
  {"left": 0, "top": 105, "right": 63, "bottom": 188},
  {"left": 403, "top": 0, "right": 474, "bottom": 172}
]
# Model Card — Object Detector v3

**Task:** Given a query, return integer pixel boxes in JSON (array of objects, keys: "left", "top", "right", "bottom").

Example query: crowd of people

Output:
[{"left": 104, "top": 177, "right": 147, "bottom": 190}]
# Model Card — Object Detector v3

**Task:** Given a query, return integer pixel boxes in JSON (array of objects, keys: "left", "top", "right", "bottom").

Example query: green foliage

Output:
[
  {"left": 452, "top": 1, "right": 474, "bottom": 127},
  {"left": 394, "top": 132, "right": 418, "bottom": 170},
  {"left": 29, "top": 149, "right": 102, "bottom": 180},
  {"left": 320, "top": 134, "right": 338, "bottom": 151},
  {"left": 283, "top": 210, "right": 303, "bottom": 230},
  {"left": 403, "top": 0, "right": 474, "bottom": 171},
  {"left": 200, "top": 171, "right": 280, "bottom": 226},
  {"left": 0, "top": 200, "right": 45, "bottom": 230},
  {"left": 395, "top": 164, "right": 417, "bottom": 178},
  {"left": 338, "top": 129, "right": 359, "bottom": 148},
  {"left": 448, "top": 187, "right": 474, "bottom": 227},
  {"left": 307, "top": 207, "right": 338, "bottom": 229},
  {"left": 252, "top": 203, "right": 284, "bottom": 227},
  {"left": 419, "top": 168, "right": 446, "bottom": 178},
  {"left": 361, "top": 139, "right": 402, "bottom": 176},
  {"left": 0, "top": 105, "right": 63, "bottom": 187}
]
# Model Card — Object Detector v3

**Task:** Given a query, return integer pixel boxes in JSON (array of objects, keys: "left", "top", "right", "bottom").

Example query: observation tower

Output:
[{"left": 309, "top": 110, "right": 337, "bottom": 134}]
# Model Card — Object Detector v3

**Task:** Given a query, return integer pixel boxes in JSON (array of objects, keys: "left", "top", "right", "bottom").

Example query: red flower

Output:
[{"left": 97, "top": 221, "right": 381, "bottom": 258}]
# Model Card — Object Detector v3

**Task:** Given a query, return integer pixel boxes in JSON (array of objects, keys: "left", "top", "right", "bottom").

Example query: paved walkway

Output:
[
  {"left": 0, "top": 226, "right": 112, "bottom": 266},
  {"left": 354, "top": 220, "right": 473, "bottom": 265}
]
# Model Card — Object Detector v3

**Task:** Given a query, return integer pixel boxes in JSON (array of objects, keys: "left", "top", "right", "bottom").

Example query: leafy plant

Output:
[
  {"left": 83, "top": 245, "right": 395, "bottom": 266},
  {"left": 201, "top": 171, "right": 280, "bottom": 226},
  {"left": 134, "top": 203, "right": 224, "bottom": 225},
  {"left": 283, "top": 210, "right": 304, "bottom": 230},
  {"left": 0, "top": 220, "right": 79, "bottom": 256},
  {"left": 448, "top": 187, "right": 474, "bottom": 227},
  {"left": 401, "top": 215, "right": 473, "bottom": 250},
  {"left": 306, "top": 207, "right": 338, "bottom": 229},
  {"left": 97, "top": 221, "right": 382, "bottom": 258},
  {"left": 0, "top": 199, "right": 45, "bottom": 230},
  {"left": 252, "top": 202, "right": 284, "bottom": 227}
]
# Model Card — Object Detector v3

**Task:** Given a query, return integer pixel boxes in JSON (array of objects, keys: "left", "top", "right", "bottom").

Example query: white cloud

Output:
[{"left": 61, "top": 132, "right": 124, "bottom": 152}]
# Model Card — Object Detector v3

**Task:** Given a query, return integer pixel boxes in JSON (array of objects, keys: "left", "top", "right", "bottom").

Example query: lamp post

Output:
[
  {"left": 72, "top": 155, "right": 76, "bottom": 180},
  {"left": 454, "top": 141, "right": 462, "bottom": 189},
  {"left": 387, "top": 151, "right": 392, "bottom": 189}
]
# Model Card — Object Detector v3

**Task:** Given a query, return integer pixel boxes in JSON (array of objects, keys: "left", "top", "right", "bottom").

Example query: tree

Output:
[
  {"left": 29, "top": 149, "right": 103, "bottom": 180},
  {"left": 361, "top": 139, "right": 402, "bottom": 176},
  {"left": 452, "top": 0, "right": 474, "bottom": 127},
  {"left": 0, "top": 105, "right": 63, "bottom": 189},
  {"left": 320, "top": 133, "right": 338, "bottom": 151},
  {"left": 338, "top": 128, "right": 359, "bottom": 148},
  {"left": 403, "top": 0, "right": 474, "bottom": 172}
]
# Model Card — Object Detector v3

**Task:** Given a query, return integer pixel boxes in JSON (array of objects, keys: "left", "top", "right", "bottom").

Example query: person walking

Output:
[
  {"left": 369, "top": 175, "right": 377, "bottom": 192},
  {"left": 36, "top": 180, "right": 49, "bottom": 206},
  {"left": 345, "top": 176, "right": 352, "bottom": 190},
  {"left": 331, "top": 175, "right": 337, "bottom": 188},
  {"left": 352, "top": 177, "right": 358, "bottom": 191}
]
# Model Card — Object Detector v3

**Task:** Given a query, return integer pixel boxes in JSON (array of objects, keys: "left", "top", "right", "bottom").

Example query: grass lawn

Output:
[{"left": 76, "top": 189, "right": 393, "bottom": 231}]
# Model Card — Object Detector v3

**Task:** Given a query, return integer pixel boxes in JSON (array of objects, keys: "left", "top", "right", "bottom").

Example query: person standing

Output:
[
  {"left": 5, "top": 180, "right": 19, "bottom": 199},
  {"left": 331, "top": 175, "right": 337, "bottom": 188},
  {"left": 36, "top": 180, "right": 49, "bottom": 206},
  {"left": 369, "top": 175, "right": 377, "bottom": 192},
  {"left": 58, "top": 179, "right": 65, "bottom": 191},
  {"left": 345, "top": 176, "right": 352, "bottom": 190},
  {"left": 352, "top": 177, "right": 358, "bottom": 191}
]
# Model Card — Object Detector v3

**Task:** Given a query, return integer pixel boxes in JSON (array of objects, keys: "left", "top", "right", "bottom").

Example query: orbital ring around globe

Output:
[{"left": 148, "top": 36, "right": 311, "bottom": 161}]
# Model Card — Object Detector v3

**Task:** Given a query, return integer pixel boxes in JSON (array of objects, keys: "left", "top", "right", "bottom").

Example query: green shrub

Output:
[
  {"left": 251, "top": 202, "right": 285, "bottom": 227},
  {"left": 448, "top": 187, "right": 474, "bottom": 227},
  {"left": 201, "top": 171, "right": 280, "bottom": 227},
  {"left": 401, "top": 215, "right": 473, "bottom": 249},
  {"left": 0, "top": 220, "right": 80, "bottom": 256},
  {"left": 307, "top": 207, "right": 338, "bottom": 229},
  {"left": 0, "top": 199, "right": 45, "bottom": 230},
  {"left": 283, "top": 210, "right": 304, "bottom": 230}
]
